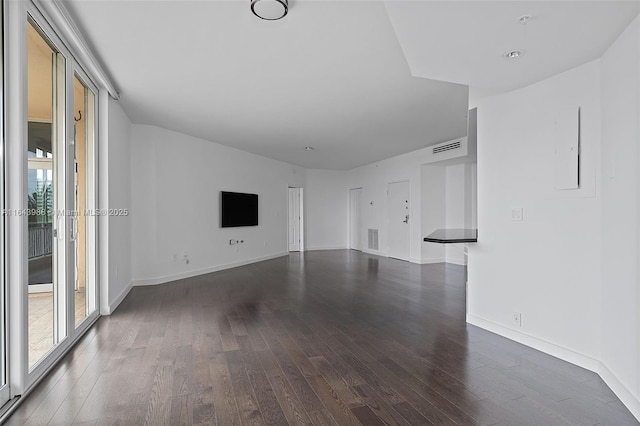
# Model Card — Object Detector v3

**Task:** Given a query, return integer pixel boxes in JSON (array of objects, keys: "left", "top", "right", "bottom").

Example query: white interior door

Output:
[
  {"left": 288, "top": 187, "right": 301, "bottom": 252},
  {"left": 349, "top": 188, "right": 362, "bottom": 250},
  {"left": 387, "top": 181, "right": 410, "bottom": 261}
]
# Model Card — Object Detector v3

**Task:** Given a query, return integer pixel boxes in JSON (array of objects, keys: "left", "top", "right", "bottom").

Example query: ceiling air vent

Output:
[
  {"left": 433, "top": 140, "right": 461, "bottom": 155},
  {"left": 423, "top": 136, "right": 470, "bottom": 165}
]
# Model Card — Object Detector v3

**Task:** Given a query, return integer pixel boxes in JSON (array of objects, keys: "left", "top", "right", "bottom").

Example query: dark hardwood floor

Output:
[{"left": 6, "top": 250, "right": 639, "bottom": 425}]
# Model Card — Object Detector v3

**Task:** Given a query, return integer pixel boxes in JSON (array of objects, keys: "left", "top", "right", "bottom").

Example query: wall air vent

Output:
[
  {"left": 367, "top": 229, "right": 379, "bottom": 250},
  {"left": 433, "top": 140, "right": 461, "bottom": 155}
]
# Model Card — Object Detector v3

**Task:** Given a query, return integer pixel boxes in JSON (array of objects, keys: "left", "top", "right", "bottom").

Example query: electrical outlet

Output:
[
  {"left": 511, "top": 207, "right": 523, "bottom": 221},
  {"left": 513, "top": 312, "right": 522, "bottom": 327},
  {"left": 609, "top": 160, "right": 616, "bottom": 179}
]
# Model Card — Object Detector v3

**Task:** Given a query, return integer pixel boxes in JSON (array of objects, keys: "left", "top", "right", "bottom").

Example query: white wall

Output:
[
  {"left": 467, "top": 59, "right": 603, "bottom": 366},
  {"left": 600, "top": 16, "right": 640, "bottom": 418},
  {"left": 130, "top": 125, "right": 306, "bottom": 286},
  {"left": 305, "top": 150, "right": 424, "bottom": 260},
  {"left": 419, "top": 162, "right": 477, "bottom": 266},
  {"left": 304, "top": 143, "right": 476, "bottom": 263},
  {"left": 347, "top": 149, "right": 428, "bottom": 262},
  {"left": 106, "top": 98, "right": 133, "bottom": 311},
  {"left": 420, "top": 165, "right": 445, "bottom": 262},
  {"left": 468, "top": 18, "right": 640, "bottom": 420},
  {"left": 99, "top": 94, "right": 133, "bottom": 314},
  {"left": 305, "top": 169, "right": 349, "bottom": 250},
  {"left": 445, "top": 164, "right": 467, "bottom": 265}
]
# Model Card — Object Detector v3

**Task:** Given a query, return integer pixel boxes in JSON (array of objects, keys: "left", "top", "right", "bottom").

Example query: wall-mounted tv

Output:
[{"left": 221, "top": 191, "right": 259, "bottom": 227}]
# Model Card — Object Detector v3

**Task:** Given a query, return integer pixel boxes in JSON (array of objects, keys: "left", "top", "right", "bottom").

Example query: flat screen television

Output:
[{"left": 220, "top": 191, "right": 258, "bottom": 227}]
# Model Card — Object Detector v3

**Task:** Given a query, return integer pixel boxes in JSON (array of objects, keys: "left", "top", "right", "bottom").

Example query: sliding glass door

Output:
[
  {"left": 25, "top": 13, "right": 98, "bottom": 373},
  {"left": 1, "top": 1, "right": 101, "bottom": 405}
]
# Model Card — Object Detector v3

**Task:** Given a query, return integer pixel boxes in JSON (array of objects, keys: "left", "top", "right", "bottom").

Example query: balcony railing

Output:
[{"left": 28, "top": 224, "right": 53, "bottom": 259}]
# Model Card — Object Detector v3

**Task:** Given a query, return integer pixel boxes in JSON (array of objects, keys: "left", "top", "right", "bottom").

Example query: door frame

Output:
[
  {"left": 349, "top": 187, "right": 362, "bottom": 251},
  {"left": 71, "top": 67, "right": 99, "bottom": 329}
]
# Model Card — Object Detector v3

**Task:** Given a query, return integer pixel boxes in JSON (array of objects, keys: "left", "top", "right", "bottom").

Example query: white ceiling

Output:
[
  {"left": 385, "top": 1, "right": 640, "bottom": 92},
  {"left": 62, "top": 0, "right": 639, "bottom": 170}
]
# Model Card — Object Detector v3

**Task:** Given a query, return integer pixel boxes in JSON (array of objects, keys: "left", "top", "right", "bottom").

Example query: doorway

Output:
[
  {"left": 387, "top": 181, "right": 410, "bottom": 261},
  {"left": 349, "top": 188, "right": 362, "bottom": 251},
  {"left": 288, "top": 187, "right": 304, "bottom": 252}
]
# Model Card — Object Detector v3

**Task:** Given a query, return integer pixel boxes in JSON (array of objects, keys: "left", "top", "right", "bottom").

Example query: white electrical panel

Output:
[{"left": 554, "top": 107, "right": 580, "bottom": 190}]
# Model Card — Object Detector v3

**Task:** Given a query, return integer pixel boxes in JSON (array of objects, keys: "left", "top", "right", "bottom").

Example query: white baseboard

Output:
[
  {"left": 467, "top": 313, "right": 640, "bottom": 422},
  {"left": 413, "top": 257, "right": 467, "bottom": 266},
  {"left": 446, "top": 256, "right": 467, "bottom": 266},
  {"left": 598, "top": 361, "right": 640, "bottom": 421},
  {"left": 103, "top": 281, "right": 132, "bottom": 315},
  {"left": 466, "top": 314, "right": 600, "bottom": 371},
  {"left": 132, "top": 252, "right": 288, "bottom": 287},
  {"left": 361, "top": 248, "right": 387, "bottom": 257},
  {"left": 420, "top": 257, "right": 446, "bottom": 264},
  {"left": 306, "top": 246, "right": 348, "bottom": 251}
]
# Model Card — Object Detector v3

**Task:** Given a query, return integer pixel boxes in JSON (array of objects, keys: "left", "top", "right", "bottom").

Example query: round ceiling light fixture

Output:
[
  {"left": 251, "top": 0, "right": 288, "bottom": 20},
  {"left": 304, "top": 146, "right": 315, "bottom": 151}
]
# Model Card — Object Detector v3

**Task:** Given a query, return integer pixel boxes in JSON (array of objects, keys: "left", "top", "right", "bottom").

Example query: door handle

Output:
[
  {"left": 70, "top": 215, "right": 78, "bottom": 242},
  {"left": 54, "top": 215, "right": 64, "bottom": 240},
  {"left": 403, "top": 215, "right": 409, "bottom": 224}
]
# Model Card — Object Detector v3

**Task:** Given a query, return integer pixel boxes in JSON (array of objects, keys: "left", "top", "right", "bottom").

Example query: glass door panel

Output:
[
  {"left": 73, "top": 74, "right": 96, "bottom": 327},
  {"left": 0, "top": 0, "right": 9, "bottom": 407},
  {"left": 26, "top": 20, "right": 67, "bottom": 370}
]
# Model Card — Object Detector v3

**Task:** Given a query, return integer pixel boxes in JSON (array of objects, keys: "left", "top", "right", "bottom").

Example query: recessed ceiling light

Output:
[
  {"left": 251, "top": 0, "right": 288, "bottom": 20},
  {"left": 504, "top": 50, "right": 524, "bottom": 59},
  {"left": 518, "top": 14, "right": 532, "bottom": 25},
  {"left": 304, "top": 146, "right": 315, "bottom": 151}
]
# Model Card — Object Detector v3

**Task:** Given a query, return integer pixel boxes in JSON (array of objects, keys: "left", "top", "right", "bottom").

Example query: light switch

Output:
[{"left": 511, "top": 207, "right": 523, "bottom": 221}]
